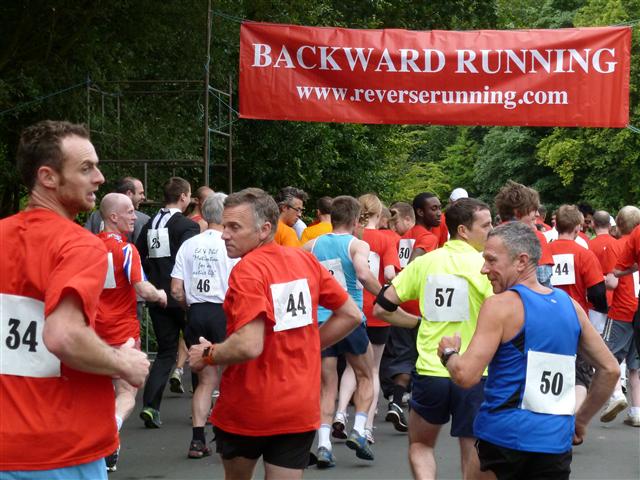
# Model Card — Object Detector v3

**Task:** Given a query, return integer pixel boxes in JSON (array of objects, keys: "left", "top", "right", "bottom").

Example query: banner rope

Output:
[
  {"left": 628, "top": 125, "right": 640, "bottom": 134},
  {"left": 0, "top": 79, "right": 89, "bottom": 117}
]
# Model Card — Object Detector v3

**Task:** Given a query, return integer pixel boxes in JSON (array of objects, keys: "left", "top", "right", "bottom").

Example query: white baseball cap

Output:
[{"left": 449, "top": 188, "right": 468, "bottom": 202}]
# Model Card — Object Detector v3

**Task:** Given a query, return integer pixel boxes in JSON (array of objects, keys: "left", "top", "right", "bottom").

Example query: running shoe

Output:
[
  {"left": 364, "top": 427, "right": 375, "bottom": 445},
  {"left": 169, "top": 369, "right": 185, "bottom": 394},
  {"left": 316, "top": 446, "right": 336, "bottom": 469},
  {"left": 346, "top": 430, "right": 375, "bottom": 461},
  {"left": 188, "top": 440, "right": 211, "bottom": 459},
  {"left": 331, "top": 411, "right": 348, "bottom": 440},
  {"left": 139, "top": 407, "right": 162, "bottom": 428},
  {"left": 623, "top": 412, "right": 640, "bottom": 427},
  {"left": 105, "top": 446, "right": 120, "bottom": 473},
  {"left": 600, "top": 395, "right": 628, "bottom": 422},
  {"left": 385, "top": 402, "right": 408, "bottom": 432}
]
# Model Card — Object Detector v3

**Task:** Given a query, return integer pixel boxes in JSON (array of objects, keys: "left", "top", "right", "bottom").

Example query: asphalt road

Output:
[{"left": 112, "top": 377, "right": 639, "bottom": 480}]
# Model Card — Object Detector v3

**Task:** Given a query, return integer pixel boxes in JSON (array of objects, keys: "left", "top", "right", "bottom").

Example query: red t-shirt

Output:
[
  {"left": 535, "top": 229, "right": 555, "bottom": 266},
  {"left": 548, "top": 239, "right": 604, "bottom": 313},
  {"left": 362, "top": 229, "right": 401, "bottom": 327},
  {"left": 428, "top": 216, "right": 449, "bottom": 247},
  {"left": 616, "top": 224, "right": 640, "bottom": 269},
  {"left": 211, "top": 242, "right": 349, "bottom": 436},
  {"left": 96, "top": 232, "right": 145, "bottom": 345},
  {"left": 590, "top": 233, "right": 617, "bottom": 306},
  {"left": 0, "top": 209, "right": 116, "bottom": 470},
  {"left": 398, "top": 225, "right": 438, "bottom": 316},
  {"left": 606, "top": 236, "right": 638, "bottom": 322}
]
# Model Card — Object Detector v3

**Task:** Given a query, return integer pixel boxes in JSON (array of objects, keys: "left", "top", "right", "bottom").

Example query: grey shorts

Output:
[{"left": 603, "top": 318, "right": 640, "bottom": 370}]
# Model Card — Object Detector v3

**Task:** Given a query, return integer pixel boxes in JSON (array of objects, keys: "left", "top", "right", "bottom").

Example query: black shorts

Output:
[
  {"left": 575, "top": 353, "right": 594, "bottom": 389},
  {"left": 213, "top": 427, "right": 315, "bottom": 469},
  {"left": 322, "top": 322, "right": 370, "bottom": 357},
  {"left": 366, "top": 325, "right": 390, "bottom": 345},
  {"left": 477, "top": 439, "right": 572, "bottom": 480},
  {"left": 185, "top": 302, "right": 226, "bottom": 348},
  {"left": 384, "top": 325, "right": 418, "bottom": 377},
  {"left": 409, "top": 373, "right": 485, "bottom": 437}
]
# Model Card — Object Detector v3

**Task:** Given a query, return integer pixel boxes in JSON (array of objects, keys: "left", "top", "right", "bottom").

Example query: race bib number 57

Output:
[
  {"left": 270, "top": 279, "right": 313, "bottom": 332},
  {"left": 1, "top": 294, "right": 61, "bottom": 378}
]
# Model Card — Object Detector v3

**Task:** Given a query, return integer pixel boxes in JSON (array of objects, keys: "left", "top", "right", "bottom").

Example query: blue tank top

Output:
[
  {"left": 312, "top": 233, "right": 363, "bottom": 324},
  {"left": 473, "top": 284, "right": 581, "bottom": 454}
]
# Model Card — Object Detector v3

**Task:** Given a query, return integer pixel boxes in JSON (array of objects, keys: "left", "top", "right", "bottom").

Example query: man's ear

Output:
[
  {"left": 37, "top": 165, "right": 59, "bottom": 189},
  {"left": 259, "top": 221, "right": 272, "bottom": 241}
]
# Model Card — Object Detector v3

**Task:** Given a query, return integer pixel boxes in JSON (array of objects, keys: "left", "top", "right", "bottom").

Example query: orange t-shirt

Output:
[
  {"left": 274, "top": 220, "right": 301, "bottom": 247},
  {"left": 548, "top": 239, "right": 604, "bottom": 313},
  {"left": 211, "top": 243, "right": 349, "bottom": 436},
  {"left": 301, "top": 221, "right": 332, "bottom": 244},
  {"left": 606, "top": 236, "right": 638, "bottom": 322},
  {"left": 0, "top": 209, "right": 117, "bottom": 470},
  {"left": 96, "top": 232, "right": 145, "bottom": 345},
  {"left": 362, "top": 229, "right": 401, "bottom": 327},
  {"left": 590, "top": 233, "right": 617, "bottom": 306}
]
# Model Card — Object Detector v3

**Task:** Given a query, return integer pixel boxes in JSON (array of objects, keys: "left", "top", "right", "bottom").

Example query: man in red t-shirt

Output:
[
  {"left": 548, "top": 205, "right": 608, "bottom": 410},
  {"left": 188, "top": 188, "right": 361, "bottom": 479},
  {"left": 0, "top": 121, "right": 149, "bottom": 478},
  {"left": 590, "top": 210, "right": 617, "bottom": 309},
  {"left": 96, "top": 193, "right": 167, "bottom": 471},
  {"left": 606, "top": 206, "right": 640, "bottom": 426}
]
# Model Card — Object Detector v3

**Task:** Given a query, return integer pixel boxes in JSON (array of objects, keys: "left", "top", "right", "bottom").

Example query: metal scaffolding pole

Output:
[{"left": 203, "top": 0, "right": 212, "bottom": 187}]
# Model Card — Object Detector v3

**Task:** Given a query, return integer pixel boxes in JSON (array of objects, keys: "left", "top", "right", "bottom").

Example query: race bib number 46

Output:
[
  {"left": 148, "top": 228, "right": 171, "bottom": 258},
  {"left": 270, "top": 279, "right": 313, "bottom": 332},
  {"left": 423, "top": 274, "right": 469, "bottom": 322},
  {"left": 550, "top": 254, "right": 576, "bottom": 286},
  {"left": 1, "top": 294, "right": 61, "bottom": 378},
  {"left": 521, "top": 350, "right": 575, "bottom": 415}
]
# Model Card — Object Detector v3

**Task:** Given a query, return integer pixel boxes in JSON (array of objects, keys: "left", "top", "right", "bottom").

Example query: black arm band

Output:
[
  {"left": 587, "top": 281, "right": 608, "bottom": 314},
  {"left": 375, "top": 284, "right": 399, "bottom": 312}
]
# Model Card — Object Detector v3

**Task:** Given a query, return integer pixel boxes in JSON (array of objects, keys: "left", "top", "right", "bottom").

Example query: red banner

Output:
[{"left": 239, "top": 22, "right": 631, "bottom": 127}]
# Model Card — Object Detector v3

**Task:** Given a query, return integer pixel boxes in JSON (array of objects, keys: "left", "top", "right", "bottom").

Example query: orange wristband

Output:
[{"left": 202, "top": 344, "right": 216, "bottom": 366}]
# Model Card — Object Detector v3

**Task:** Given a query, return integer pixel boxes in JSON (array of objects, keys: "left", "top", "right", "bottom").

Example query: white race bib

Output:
[
  {"left": 398, "top": 239, "right": 415, "bottom": 268},
  {"left": 550, "top": 254, "right": 576, "bottom": 286},
  {"left": 633, "top": 271, "right": 639, "bottom": 297},
  {"left": 270, "top": 279, "right": 313, "bottom": 332},
  {"left": 368, "top": 252, "right": 381, "bottom": 279},
  {"left": 320, "top": 258, "right": 347, "bottom": 290},
  {"left": 103, "top": 252, "right": 116, "bottom": 289},
  {"left": 148, "top": 228, "right": 170, "bottom": 258},
  {"left": 588, "top": 309, "right": 607, "bottom": 335},
  {"left": 423, "top": 274, "right": 470, "bottom": 322},
  {"left": 0, "top": 294, "right": 61, "bottom": 378},
  {"left": 521, "top": 350, "right": 575, "bottom": 415},
  {"left": 191, "top": 275, "right": 215, "bottom": 298}
]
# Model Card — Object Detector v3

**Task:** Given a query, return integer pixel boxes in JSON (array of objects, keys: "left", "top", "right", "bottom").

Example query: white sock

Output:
[
  {"left": 353, "top": 412, "right": 367, "bottom": 435},
  {"left": 629, "top": 407, "right": 640, "bottom": 416},
  {"left": 115, "top": 415, "right": 123, "bottom": 431},
  {"left": 612, "top": 389, "right": 626, "bottom": 401},
  {"left": 318, "top": 424, "right": 332, "bottom": 450}
]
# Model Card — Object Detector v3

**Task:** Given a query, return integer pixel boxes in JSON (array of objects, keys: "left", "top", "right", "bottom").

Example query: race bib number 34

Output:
[
  {"left": 423, "top": 274, "right": 469, "bottom": 322},
  {"left": 1, "top": 294, "right": 61, "bottom": 378},
  {"left": 521, "top": 350, "right": 575, "bottom": 415},
  {"left": 270, "top": 279, "right": 313, "bottom": 332}
]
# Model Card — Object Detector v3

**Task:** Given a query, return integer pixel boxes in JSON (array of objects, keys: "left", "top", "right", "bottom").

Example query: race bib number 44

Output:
[
  {"left": 1, "top": 294, "right": 61, "bottom": 378},
  {"left": 270, "top": 279, "right": 313, "bottom": 332},
  {"left": 521, "top": 350, "right": 575, "bottom": 415},
  {"left": 550, "top": 254, "right": 576, "bottom": 286},
  {"left": 423, "top": 274, "right": 469, "bottom": 322}
]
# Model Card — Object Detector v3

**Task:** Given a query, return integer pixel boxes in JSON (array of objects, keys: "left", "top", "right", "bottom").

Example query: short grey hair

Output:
[
  {"left": 488, "top": 222, "right": 541, "bottom": 266},
  {"left": 224, "top": 188, "right": 280, "bottom": 238},
  {"left": 201, "top": 192, "right": 227, "bottom": 225}
]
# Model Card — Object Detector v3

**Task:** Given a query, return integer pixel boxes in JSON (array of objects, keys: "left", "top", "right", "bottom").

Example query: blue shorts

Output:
[
  {"left": 0, "top": 459, "right": 106, "bottom": 480},
  {"left": 409, "top": 373, "right": 485, "bottom": 438},
  {"left": 322, "top": 323, "right": 370, "bottom": 357}
]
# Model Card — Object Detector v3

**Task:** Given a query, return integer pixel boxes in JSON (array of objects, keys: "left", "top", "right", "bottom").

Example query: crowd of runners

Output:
[{"left": 1, "top": 120, "right": 638, "bottom": 480}]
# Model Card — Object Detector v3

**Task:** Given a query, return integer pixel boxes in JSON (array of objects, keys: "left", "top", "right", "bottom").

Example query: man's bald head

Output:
[
  {"left": 592, "top": 210, "right": 611, "bottom": 232},
  {"left": 100, "top": 192, "right": 136, "bottom": 234}
]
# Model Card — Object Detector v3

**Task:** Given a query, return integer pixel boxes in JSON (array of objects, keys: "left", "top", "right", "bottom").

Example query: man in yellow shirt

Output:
[
  {"left": 274, "top": 186, "right": 308, "bottom": 247},
  {"left": 374, "top": 198, "right": 493, "bottom": 480},
  {"left": 301, "top": 196, "right": 333, "bottom": 244}
]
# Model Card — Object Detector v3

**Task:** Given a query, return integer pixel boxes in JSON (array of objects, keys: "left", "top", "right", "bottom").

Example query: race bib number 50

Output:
[
  {"left": 521, "top": 350, "right": 575, "bottom": 415},
  {"left": 1, "top": 294, "right": 61, "bottom": 378},
  {"left": 270, "top": 279, "right": 313, "bottom": 332}
]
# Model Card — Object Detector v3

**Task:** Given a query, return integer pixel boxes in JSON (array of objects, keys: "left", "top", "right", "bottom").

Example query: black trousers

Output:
[{"left": 142, "top": 306, "right": 186, "bottom": 410}]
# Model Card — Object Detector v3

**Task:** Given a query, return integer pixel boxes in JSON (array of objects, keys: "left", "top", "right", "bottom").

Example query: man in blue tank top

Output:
[
  {"left": 303, "top": 196, "right": 382, "bottom": 467},
  {"left": 438, "top": 222, "right": 619, "bottom": 480}
]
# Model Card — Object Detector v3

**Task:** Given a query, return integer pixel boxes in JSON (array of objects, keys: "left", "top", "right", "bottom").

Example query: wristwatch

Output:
[{"left": 440, "top": 347, "right": 459, "bottom": 367}]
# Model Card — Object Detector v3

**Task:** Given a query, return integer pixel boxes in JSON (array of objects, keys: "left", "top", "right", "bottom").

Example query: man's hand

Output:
[
  {"left": 573, "top": 420, "right": 586, "bottom": 445},
  {"left": 438, "top": 333, "right": 462, "bottom": 359},
  {"left": 156, "top": 289, "right": 168, "bottom": 308},
  {"left": 117, "top": 337, "right": 150, "bottom": 388},
  {"left": 188, "top": 336, "right": 213, "bottom": 372}
]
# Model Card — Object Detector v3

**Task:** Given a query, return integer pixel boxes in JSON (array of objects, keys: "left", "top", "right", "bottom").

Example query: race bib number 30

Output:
[
  {"left": 398, "top": 239, "right": 415, "bottom": 268},
  {"left": 521, "top": 350, "right": 575, "bottom": 415},
  {"left": 270, "top": 279, "right": 313, "bottom": 332},
  {"left": 550, "top": 254, "right": 576, "bottom": 286},
  {"left": 423, "top": 275, "right": 469, "bottom": 322},
  {"left": 1, "top": 294, "right": 61, "bottom": 378},
  {"left": 148, "top": 228, "right": 171, "bottom": 258}
]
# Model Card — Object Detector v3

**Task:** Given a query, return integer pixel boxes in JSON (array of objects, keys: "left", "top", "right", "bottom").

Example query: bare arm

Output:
[
  {"left": 135, "top": 280, "right": 167, "bottom": 307},
  {"left": 372, "top": 284, "right": 421, "bottom": 328},
  {"left": 409, "top": 247, "right": 426, "bottom": 263},
  {"left": 383, "top": 265, "right": 396, "bottom": 283},
  {"left": 188, "top": 317, "right": 265, "bottom": 371},
  {"left": 571, "top": 299, "right": 619, "bottom": 444},
  {"left": 302, "top": 238, "right": 316, "bottom": 253},
  {"left": 43, "top": 293, "right": 149, "bottom": 387},
  {"left": 605, "top": 272, "right": 618, "bottom": 290},
  {"left": 319, "top": 296, "right": 361, "bottom": 350},
  {"left": 613, "top": 263, "right": 638, "bottom": 277},
  {"left": 169, "top": 277, "right": 187, "bottom": 309},
  {"left": 352, "top": 239, "right": 382, "bottom": 295}
]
